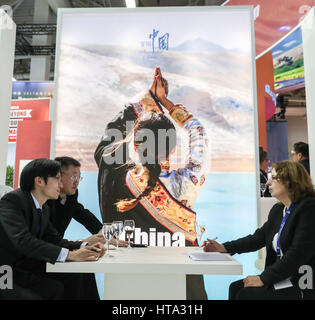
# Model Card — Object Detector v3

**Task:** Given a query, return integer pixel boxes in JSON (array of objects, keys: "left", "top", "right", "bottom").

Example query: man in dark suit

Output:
[
  {"left": 46, "top": 156, "right": 103, "bottom": 241},
  {"left": 0, "top": 158, "right": 104, "bottom": 300},
  {"left": 291, "top": 141, "right": 310, "bottom": 175},
  {"left": 47, "top": 156, "right": 128, "bottom": 248},
  {"left": 259, "top": 147, "right": 271, "bottom": 197}
]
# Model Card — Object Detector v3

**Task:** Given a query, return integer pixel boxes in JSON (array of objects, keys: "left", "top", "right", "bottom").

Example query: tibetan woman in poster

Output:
[{"left": 94, "top": 67, "right": 208, "bottom": 299}]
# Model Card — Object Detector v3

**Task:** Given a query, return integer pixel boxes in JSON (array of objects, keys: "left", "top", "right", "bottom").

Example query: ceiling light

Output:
[
  {"left": 277, "top": 25, "right": 291, "bottom": 32},
  {"left": 125, "top": 0, "right": 136, "bottom": 8}
]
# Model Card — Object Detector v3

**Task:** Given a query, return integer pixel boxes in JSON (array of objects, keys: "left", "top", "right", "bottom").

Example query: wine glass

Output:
[
  {"left": 102, "top": 223, "right": 115, "bottom": 257},
  {"left": 112, "top": 221, "right": 123, "bottom": 251},
  {"left": 260, "top": 183, "right": 266, "bottom": 197},
  {"left": 124, "top": 220, "right": 135, "bottom": 249},
  {"left": 267, "top": 160, "right": 272, "bottom": 178},
  {"left": 196, "top": 222, "right": 206, "bottom": 249}
]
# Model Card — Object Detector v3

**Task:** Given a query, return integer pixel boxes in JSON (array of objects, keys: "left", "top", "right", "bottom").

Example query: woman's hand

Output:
[
  {"left": 243, "top": 276, "right": 264, "bottom": 287},
  {"left": 202, "top": 239, "right": 227, "bottom": 253},
  {"left": 150, "top": 66, "right": 167, "bottom": 102}
]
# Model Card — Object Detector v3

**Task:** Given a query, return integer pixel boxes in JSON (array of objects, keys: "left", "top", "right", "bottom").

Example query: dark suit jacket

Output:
[
  {"left": 0, "top": 189, "right": 82, "bottom": 275},
  {"left": 223, "top": 195, "right": 315, "bottom": 288},
  {"left": 300, "top": 159, "right": 310, "bottom": 175},
  {"left": 46, "top": 191, "right": 102, "bottom": 238}
]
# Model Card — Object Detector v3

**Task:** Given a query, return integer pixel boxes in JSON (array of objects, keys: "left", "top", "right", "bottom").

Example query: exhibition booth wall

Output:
[
  {"left": 51, "top": 6, "right": 260, "bottom": 300},
  {"left": 0, "top": 10, "right": 16, "bottom": 185},
  {"left": 2, "top": 4, "right": 315, "bottom": 300}
]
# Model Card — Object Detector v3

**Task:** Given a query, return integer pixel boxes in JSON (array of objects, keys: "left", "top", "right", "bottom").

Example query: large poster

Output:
[
  {"left": 272, "top": 27, "right": 304, "bottom": 93},
  {"left": 54, "top": 7, "right": 258, "bottom": 299},
  {"left": 54, "top": 8, "right": 256, "bottom": 173}
]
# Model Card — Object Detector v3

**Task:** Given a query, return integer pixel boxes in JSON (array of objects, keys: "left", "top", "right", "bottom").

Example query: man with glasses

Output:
[
  {"left": 0, "top": 158, "right": 104, "bottom": 300},
  {"left": 46, "top": 156, "right": 103, "bottom": 242},
  {"left": 259, "top": 147, "right": 271, "bottom": 197}
]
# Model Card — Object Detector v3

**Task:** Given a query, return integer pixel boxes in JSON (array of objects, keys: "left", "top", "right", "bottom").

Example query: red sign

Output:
[
  {"left": 224, "top": 0, "right": 314, "bottom": 56},
  {"left": 9, "top": 99, "right": 50, "bottom": 143},
  {"left": 14, "top": 120, "right": 52, "bottom": 189},
  {"left": 256, "top": 50, "right": 276, "bottom": 150}
]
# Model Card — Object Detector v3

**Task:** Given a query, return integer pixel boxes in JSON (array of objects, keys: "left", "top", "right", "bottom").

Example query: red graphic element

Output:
[
  {"left": 9, "top": 99, "right": 50, "bottom": 143},
  {"left": 256, "top": 50, "right": 275, "bottom": 150},
  {"left": 265, "top": 96, "right": 276, "bottom": 121},
  {"left": 225, "top": 0, "right": 313, "bottom": 56},
  {"left": 14, "top": 120, "right": 52, "bottom": 189}
]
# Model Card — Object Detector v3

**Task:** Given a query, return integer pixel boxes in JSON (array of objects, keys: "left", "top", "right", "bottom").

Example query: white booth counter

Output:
[{"left": 47, "top": 246, "right": 242, "bottom": 300}]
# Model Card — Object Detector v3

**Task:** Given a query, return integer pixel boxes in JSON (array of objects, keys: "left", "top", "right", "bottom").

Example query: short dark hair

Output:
[
  {"left": 293, "top": 142, "right": 309, "bottom": 158},
  {"left": 54, "top": 156, "right": 81, "bottom": 171},
  {"left": 20, "top": 158, "right": 61, "bottom": 192},
  {"left": 259, "top": 147, "right": 267, "bottom": 164}
]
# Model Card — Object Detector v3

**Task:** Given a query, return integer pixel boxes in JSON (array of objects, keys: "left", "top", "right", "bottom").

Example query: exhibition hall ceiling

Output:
[{"left": 1, "top": 0, "right": 225, "bottom": 79}]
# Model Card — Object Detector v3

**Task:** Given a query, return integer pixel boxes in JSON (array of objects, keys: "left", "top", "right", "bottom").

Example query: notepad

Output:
[
  {"left": 273, "top": 278, "right": 293, "bottom": 290},
  {"left": 188, "top": 252, "right": 232, "bottom": 261}
]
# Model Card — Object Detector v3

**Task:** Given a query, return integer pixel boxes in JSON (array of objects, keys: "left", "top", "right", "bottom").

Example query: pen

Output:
[{"left": 201, "top": 237, "right": 218, "bottom": 247}]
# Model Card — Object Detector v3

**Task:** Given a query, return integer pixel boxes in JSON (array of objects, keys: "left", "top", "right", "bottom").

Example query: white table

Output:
[{"left": 47, "top": 246, "right": 242, "bottom": 300}]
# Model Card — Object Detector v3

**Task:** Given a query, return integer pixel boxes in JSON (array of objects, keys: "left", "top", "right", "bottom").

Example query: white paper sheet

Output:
[
  {"left": 188, "top": 252, "right": 232, "bottom": 261},
  {"left": 273, "top": 278, "right": 293, "bottom": 290}
]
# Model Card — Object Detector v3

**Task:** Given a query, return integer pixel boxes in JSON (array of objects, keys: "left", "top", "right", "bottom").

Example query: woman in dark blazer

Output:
[{"left": 204, "top": 160, "right": 315, "bottom": 300}]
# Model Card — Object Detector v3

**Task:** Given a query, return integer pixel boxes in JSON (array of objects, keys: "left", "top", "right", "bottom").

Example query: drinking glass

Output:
[
  {"left": 102, "top": 223, "right": 115, "bottom": 257},
  {"left": 196, "top": 223, "right": 206, "bottom": 248},
  {"left": 112, "top": 221, "right": 124, "bottom": 251},
  {"left": 260, "top": 183, "right": 266, "bottom": 197},
  {"left": 124, "top": 220, "right": 135, "bottom": 249},
  {"left": 267, "top": 160, "right": 272, "bottom": 178}
]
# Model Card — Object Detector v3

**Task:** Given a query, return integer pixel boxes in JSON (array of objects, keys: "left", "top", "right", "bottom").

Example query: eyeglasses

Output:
[
  {"left": 61, "top": 172, "right": 83, "bottom": 182},
  {"left": 269, "top": 175, "right": 280, "bottom": 182},
  {"left": 70, "top": 175, "right": 83, "bottom": 182}
]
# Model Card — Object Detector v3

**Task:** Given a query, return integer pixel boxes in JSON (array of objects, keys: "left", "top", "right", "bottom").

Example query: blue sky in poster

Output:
[{"left": 272, "top": 27, "right": 302, "bottom": 59}]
